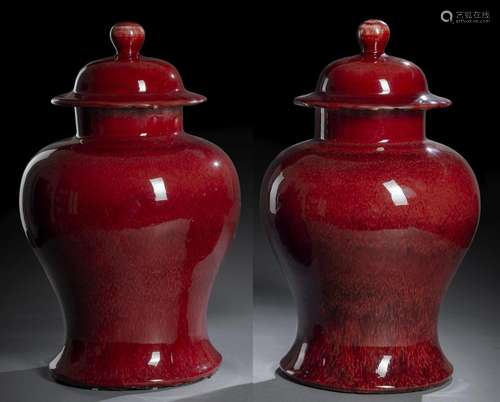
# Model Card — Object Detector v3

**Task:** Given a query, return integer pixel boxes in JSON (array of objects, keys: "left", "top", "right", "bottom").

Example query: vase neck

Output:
[
  {"left": 315, "top": 109, "right": 426, "bottom": 143},
  {"left": 75, "top": 107, "right": 184, "bottom": 138}
]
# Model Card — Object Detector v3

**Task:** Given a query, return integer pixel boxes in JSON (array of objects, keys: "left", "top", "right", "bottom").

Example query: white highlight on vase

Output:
[
  {"left": 49, "top": 347, "right": 65, "bottom": 370},
  {"left": 379, "top": 78, "right": 391, "bottom": 94},
  {"left": 138, "top": 79, "right": 147, "bottom": 92},
  {"left": 319, "top": 78, "right": 330, "bottom": 139},
  {"left": 375, "top": 354, "right": 392, "bottom": 378},
  {"left": 150, "top": 177, "right": 168, "bottom": 201},
  {"left": 148, "top": 351, "right": 161, "bottom": 367},
  {"left": 269, "top": 172, "right": 285, "bottom": 214},
  {"left": 293, "top": 342, "right": 308, "bottom": 370},
  {"left": 383, "top": 179, "right": 408, "bottom": 206}
]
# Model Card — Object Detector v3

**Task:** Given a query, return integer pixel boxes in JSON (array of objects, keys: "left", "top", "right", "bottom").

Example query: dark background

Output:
[{"left": 3, "top": 3, "right": 498, "bottom": 218}]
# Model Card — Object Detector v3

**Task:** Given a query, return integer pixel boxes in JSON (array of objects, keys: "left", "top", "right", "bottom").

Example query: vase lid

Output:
[
  {"left": 52, "top": 22, "right": 205, "bottom": 108},
  {"left": 295, "top": 19, "right": 451, "bottom": 110}
]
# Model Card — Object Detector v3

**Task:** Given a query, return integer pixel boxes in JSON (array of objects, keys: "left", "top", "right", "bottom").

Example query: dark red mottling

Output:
[
  {"left": 261, "top": 20, "right": 480, "bottom": 393},
  {"left": 19, "top": 22, "right": 240, "bottom": 389}
]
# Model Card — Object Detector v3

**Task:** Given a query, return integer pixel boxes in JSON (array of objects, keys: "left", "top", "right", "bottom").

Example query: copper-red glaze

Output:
[
  {"left": 19, "top": 22, "right": 240, "bottom": 389},
  {"left": 261, "top": 20, "right": 479, "bottom": 393}
]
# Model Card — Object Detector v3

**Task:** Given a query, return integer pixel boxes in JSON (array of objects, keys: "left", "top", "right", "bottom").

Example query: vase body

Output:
[
  {"left": 261, "top": 109, "right": 479, "bottom": 392},
  {"left": 19, "top": 21, "right": 240, "bottom": 389},
  {"left": 20, "top": 107, "right": 240, "bottom": 388}
]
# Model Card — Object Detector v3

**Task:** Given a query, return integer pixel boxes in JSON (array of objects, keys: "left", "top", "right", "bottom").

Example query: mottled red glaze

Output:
[
  {"left": 19, "top": 23, "right": 240, "bottom": 389},
  {"left": 261, "top": 20, "right": 480, "bottom": 393}
]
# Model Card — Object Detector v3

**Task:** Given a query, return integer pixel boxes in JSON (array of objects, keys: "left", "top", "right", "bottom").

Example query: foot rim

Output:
[
  {"left": 48, "top": 338, "right": 222, "bottom": 390},
  {"left": 50, "top": 365, "right": 220, "bottom": 390},
  {"left": 278, "top": 367, "right": 452, "bottom": 394}
]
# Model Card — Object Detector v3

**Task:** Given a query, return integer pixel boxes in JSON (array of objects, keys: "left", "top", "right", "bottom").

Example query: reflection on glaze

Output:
[
  {"left": 269, "top": 172, "right": 285, "bottom": 214},
  {"left": 375, "top": 355, "right": 393, "bottom": 378},
  {"left": 378, "top": 78, "right": 391, "bottom": 95},
  {"left": 293, "top": 342, "right": 308, "bottom": 371},
  {"left": 149, "top": 177, "right": 168, "bottom": 201},
  {"left": 383, "top": 179, "right": 409, "bottom": 206},
  {"left": 138, "top": 79, "right": 147, "bottom": 92},
  {"left": 148, "top": 351, "right": 161, "bottom": 367}
]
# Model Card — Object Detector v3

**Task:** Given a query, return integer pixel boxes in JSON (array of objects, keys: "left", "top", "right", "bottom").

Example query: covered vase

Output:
[
  {"left": 19, "top": 22, "right": 240, "bottom": 389},
  {"left": 261, "top": 19, "right": 480, "bottom": 393}
]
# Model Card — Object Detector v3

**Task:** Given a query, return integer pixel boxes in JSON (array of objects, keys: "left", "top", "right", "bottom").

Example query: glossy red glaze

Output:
[
  {"left": 295, "top": 20, "right": 451, "bottom": 110},
  {"left": 19, "top": 23, "right": 240, "bottom": 389},
  {"left": 52, "top": 22, "right": 205, "bottom": 108},
  {"left": 261, "top": 20, "right": 480, "bottom": 393}
]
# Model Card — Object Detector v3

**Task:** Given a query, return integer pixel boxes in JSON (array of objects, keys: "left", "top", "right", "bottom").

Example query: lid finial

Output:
[
  {"left": 358, "top": 19, "right": 390, "bottom": 58},
  {"left": 110, "top": 22, "right": 145, "bottom": 60}
]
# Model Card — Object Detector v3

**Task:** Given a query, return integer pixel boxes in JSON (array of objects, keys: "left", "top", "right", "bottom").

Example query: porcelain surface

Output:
[
  {"left": 261, "top": 20, "right": 480, "bottom": 393},
  {"left": 19, "top": 22, "right": 240, "bottom": 389}
]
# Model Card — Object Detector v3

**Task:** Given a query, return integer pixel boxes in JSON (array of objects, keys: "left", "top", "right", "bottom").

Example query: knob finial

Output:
[
  {"left": 358, "top": 19, "right": 390, "bottom": 58},
  {"left": 110, "top": 22, "right": 145, "bottom": 60}
]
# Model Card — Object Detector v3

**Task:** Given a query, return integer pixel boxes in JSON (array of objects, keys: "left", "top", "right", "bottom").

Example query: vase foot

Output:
[
  {"left": 279, "top": 340, "right": 453, "bottom": 393},
  {"left": 49, "top": 338, "right": 221, "bottom": 389}
]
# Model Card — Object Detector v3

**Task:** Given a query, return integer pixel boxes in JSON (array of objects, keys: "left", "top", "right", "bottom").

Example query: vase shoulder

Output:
[
  {"left": 21, "top": 133, "right": 240, "bottom": 248},
  {"left": 262, "top": 139, "right": 479, "bottom": 249}
]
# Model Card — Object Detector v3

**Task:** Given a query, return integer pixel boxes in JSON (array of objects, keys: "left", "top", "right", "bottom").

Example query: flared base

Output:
[
  {"left": 49, "top": 338, "right": 222, "bottom": 389},
  {"left": 279, "top": 340, "right": 452, "bottom": 393}
]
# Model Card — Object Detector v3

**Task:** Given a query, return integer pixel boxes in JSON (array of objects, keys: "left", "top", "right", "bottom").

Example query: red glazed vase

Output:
[
  {"left": 19, "top": 22, "right": 240, "bottom": 389},
  {"left": 261, "top": 20, "right": 480, "bottom": 393}
]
